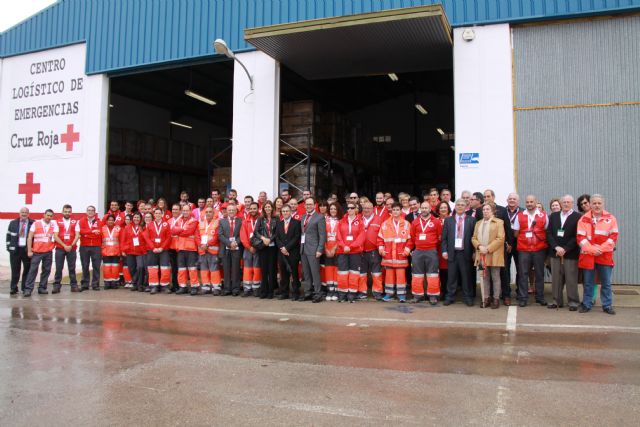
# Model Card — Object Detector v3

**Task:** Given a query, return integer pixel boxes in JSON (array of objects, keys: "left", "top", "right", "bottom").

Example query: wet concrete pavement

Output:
[{"left": 0, "top": 283, "right": 639, "bottom": 426}]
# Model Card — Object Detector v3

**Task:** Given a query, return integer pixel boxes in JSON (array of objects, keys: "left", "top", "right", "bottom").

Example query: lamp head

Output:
[{"left": 213, "top": 39, "right": 234, "bottom": 58}]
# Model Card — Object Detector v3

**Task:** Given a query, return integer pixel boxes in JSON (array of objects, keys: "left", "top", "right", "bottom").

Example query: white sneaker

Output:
[
  {"left": 124, "top": 283, "right": 132, "bottom": 288},
  {"left": 331, "top": 295, "right": 338, "bottom": 301},
  {"left": 325, "top": 295, "right": 331, "bottom": 301}
]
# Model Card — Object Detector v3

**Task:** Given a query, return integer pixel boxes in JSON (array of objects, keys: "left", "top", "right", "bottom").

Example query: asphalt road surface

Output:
[{"left": 0, "top": 284, "right": 639, "bottom": 426}]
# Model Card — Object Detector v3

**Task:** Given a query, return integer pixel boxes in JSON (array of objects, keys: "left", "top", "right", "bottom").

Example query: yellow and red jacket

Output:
[
  {"left": 143, "top": 220, "right": 172, "bottom": 251},
  {"left": 32, "top": 220, "right": 56, "bottom": 253},
  {"left": 168, "top": 217, "right": 181, "bottom": 250},
  {"left": 336, "top": 215, "right": 366, "bottom": 255},
  {"left": 171, "top": 216, "right": 200, "bottom": 252},
  {"left": 410, "top": 215, "right": 442, "bottom": 251},
  {"left": 377, "top": 217, "right": 412, "bottom": 268},
  {"left": 198, "top": 218, "right": 220, "bottom": 255},
  {"left": 324, "top": 216, "right": 339, "bottom": 255},
  {"left": 101, "top": 225, "right": 121, "bottom": 257},
  {"left": 577, "top": 210, "right": 618, "bottom": 268}
]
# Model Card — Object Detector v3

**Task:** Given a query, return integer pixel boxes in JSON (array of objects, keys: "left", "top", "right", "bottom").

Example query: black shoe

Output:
[
  {"left": 267, "top": 294, "right": 274, "bottom": 299},
  {"left": 81, "top": 286, "right": 89, "bottom": 292},
  {"left": 465, "top": 301, "right": 474, "bottom": 307},
  {"left": 518, "top": 300, "right": 527, "bottom": 307},
  {"left": 242, "top": 292, "right": 252, "bottom": 298},
  {"left": 429, "top": 297, "right": 438, "bottom": 305},
  {"left": 92, "top": 287, "right": 100, "bottom": 291},
  {"left": 150, "top": 286, "right": 159, "bottom": 295},
  {"left": 312, "top": 296, "right": 323, "bottom": 303},
  {"left": 222, "top": 291, "right": 232, "bottom": 296},
  {"left": 10, "top": 289, "right": 18, "bottom": 295},
  {"left": 578, "top": 304, "right": 591, "bottom": 313},
  {"left": 603, "top": 307, "right": 616, "bottom": 315},
  {"left": 212, "top": 289, "right": 221, "bottom": 296},
  {"left": 569, "top": 306, "right": 578, "bottom": 311},
  {"left": 443, "top": 299, "right": 454, "bottom": 306},
  {"left": 38, "top": 289, "right": 49, "bottom": 295},
  {"left": 547, "top": 304, "right": 558, "bottom": 309},
  {"left": 277, "top": 294, "right": 288, "bottom": 300},
  {"left": 23, "top": 291, "right": 32, "bottom": 297},
  {"left": 536, "top": 300, "right": 548, "bottom": 306},
  {"left": 52, "top": 286, "right": 61, "bottom": 294},
  {"left": 232, "top": 292, "right": 240, "bottom": 297},
  {"left": 176, "top": 287, "right": 188, "bottom": 295},
  {"left": 410, "top": 297, "right": 424, "bottom": 304},
  {"left": 190, "top": 287, "right": 199, "bottom": 296}
]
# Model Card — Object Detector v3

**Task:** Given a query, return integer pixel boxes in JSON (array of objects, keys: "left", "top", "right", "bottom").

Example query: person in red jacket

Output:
[
  {"left": 512, "top": 195, "right": 549, "bottom": 307},
  {"left": 377, "top": 203, "right": 412, "bottom": 302},
  {"left": 77, "top": 205, "right": 102, "bottom": 291},
  {"left": 24, "top": 209, "right": 60, "bottom": 296},
  {"left": 100, "top": 214, "right": 122, "bottom": 290},
  {"left": 373, "top": 192, "right": 390, "bottom": 221},
  {"left": 167, "top": 204, "right": 181, "bottom": 292},
  {"left": 121, "top": 212, "right": 147, "bottom": 291},
  {"left": 171, "top": 205, "right": 201, "bottom": 295},
  {"left": 336, "top": 202, "right": 366, "bottom": 303},
  {"left": 52, "top": 204, "right": 80, "bottom": 293},
  {"left": 102, "top": 200, "right": 125, "bottom": 226},
  {"left": 577, "top": 194, "right": 619, "bottom": 314},
  {"left": 239, "top": 202, "right": 262, "bottom": 297},
  {"left": 359, "top": 201, "right": 383, "bottom": 300},
  {"left": 198, "top": 207, "right": 221, "bottom": 295},
  {"left": 143, "top": 208, "right": 172, "bottom": 294},
  {"left": 410, "top": 202, "right": 443, "bottom": 304}
]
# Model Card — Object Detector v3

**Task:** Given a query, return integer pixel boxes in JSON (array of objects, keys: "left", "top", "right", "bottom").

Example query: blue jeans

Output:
[{"left": 582, "top": 264, "right": 613, "bottom": 309}]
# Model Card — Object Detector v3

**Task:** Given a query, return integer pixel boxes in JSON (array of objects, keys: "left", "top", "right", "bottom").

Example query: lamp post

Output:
[{"left": 213, "top": 39, "right": 254, "bottom": 91}]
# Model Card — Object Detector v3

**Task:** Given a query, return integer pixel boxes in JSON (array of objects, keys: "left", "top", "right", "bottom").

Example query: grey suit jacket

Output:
[
  {"left": 300, "top": 211, "right": 326, "bottom": 256},
  {"left": 217, "top": 216, "right": 243, "bottom": 257}
]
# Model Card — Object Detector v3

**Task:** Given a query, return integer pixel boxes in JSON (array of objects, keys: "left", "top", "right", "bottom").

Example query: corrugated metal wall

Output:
[
  {"left": 514, "top": 15, "right": 640, "bottom": 284},
  {"left": 2, "top": 0, "right": 640, "bottom": 74}
]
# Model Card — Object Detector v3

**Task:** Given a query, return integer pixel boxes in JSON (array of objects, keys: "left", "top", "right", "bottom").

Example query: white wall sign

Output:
[{"left": 0, "top": 43, "right": 109, "bottom": 265}]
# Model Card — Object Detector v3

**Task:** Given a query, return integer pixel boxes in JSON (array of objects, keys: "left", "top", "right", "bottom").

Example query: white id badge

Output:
[
  {"left": 201, "top": 235, "right": 208, "bottom": 245},
  {"left": 525, "top": 232, "right": 533, "bottom": 238},
  {"left": 346, "top": 235, "right": 354, "bottom": 241},
  {"left": 132, "top": 237, "right": 140, "bottom": 247},
  {"left": 454, "top": 238, "right": 463, "bottom": 249},
  {"left": 19, "top": 237, "right": 26, "bottom": 246},
  {"left": 155, "top": 238, "right": 161, "bottom": 243},
  {"left": 394, "top": 238, "right": 402, "bottom": 243},
  {"left": 249, "top": 232, "right": 254, "bottom": 238},
  {"left": 328, "top": 236, "right": 336, "bottom": 242},
  {"left": 64, "top": 233, "right": 70, "bottom": 240},
  {"left": 301, "top": 234, "right": 306, "bottom": 244},
  {"left": 557, "top": 230, "right": 565, "bottom": 237},
  {"left": 419, "top": 234, "right": 426, "bottom": 241},
  {"left": 229, "top": 237, "right": 236, "bottom": 242}
]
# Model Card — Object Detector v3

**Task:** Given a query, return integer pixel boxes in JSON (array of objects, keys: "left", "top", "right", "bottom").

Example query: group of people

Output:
[{"left": 6, "top": 187, "right": 618, "bottom": 314}]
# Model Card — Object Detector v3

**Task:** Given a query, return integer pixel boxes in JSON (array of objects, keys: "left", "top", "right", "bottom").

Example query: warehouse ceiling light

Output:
[
  {"left": 436, "top": 128, "right": 445, "bottom": 135},
  {"left": 388, "top": 73, "right": 399, "bottom": 82},
  {"left": 184, "top": 89, "right": 217, "bottom": 106},
  {"left": 415, "top": 103, "right": 428, "bottom": 115},
  {"left": 169, "top": 121, "right": 192, "bottom": 129},
  {"left": 214, "top": 38, "right": 254, "bottom": 91}
]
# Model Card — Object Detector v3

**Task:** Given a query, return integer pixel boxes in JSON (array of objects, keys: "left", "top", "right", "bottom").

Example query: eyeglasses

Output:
[
  {"left": 347, "top": 206, "right": 356, "bottom": 210},
  {"left": 581, "top": 201, "right": 589, "bottom": 205}
]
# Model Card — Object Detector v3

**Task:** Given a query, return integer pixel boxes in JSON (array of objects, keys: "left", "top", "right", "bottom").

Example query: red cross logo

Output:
[
  {"left": 18, "top": 172, "right": 41, "bottom": 205},
  {"left": 61, "top": 123, "right": 80, "bottom": 152}
]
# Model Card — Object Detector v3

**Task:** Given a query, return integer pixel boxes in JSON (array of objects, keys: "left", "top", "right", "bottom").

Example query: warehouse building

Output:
[{"left": 1, "top": 0, "right": 639, "bottom": 283}]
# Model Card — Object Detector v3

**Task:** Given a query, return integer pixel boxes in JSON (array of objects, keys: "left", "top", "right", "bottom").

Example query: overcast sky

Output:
[{"left": 0, "top": 0, "right": 57, "bottom": 33}]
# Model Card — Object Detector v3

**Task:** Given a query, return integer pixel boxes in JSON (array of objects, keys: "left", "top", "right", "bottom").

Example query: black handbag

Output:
[{"left": 251, "top": 219, "right": 266, "bottom": 250}]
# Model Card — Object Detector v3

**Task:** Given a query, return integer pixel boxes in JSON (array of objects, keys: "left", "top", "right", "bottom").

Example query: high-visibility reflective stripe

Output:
[
  {"left": 594, "top": 230, "right": 609, "bottom": 236},
  {"left": 427, "top": 273, "right": 439, "bottom": 277}
]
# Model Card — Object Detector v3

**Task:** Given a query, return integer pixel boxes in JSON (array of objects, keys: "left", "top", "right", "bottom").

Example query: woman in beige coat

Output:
[{"left": 472, "top": 203, "right": 505, "bottom": 309}]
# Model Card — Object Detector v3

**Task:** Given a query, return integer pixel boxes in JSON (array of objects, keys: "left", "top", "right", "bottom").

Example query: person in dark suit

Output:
[
  {"left": 5, "top": 207, "right": 34, "bottom": 295},
  {"left": 504, "top": 192, "right": 523, "bottom": 304},
  {"left": 255, "top": 201, "right": 278, "bottom": 299},
  {"left": 275, "top": 204, "right": 302, "bottom": 300},
  {"left": 546, "top": 195, "right": 582, "bottom": 310},
  {"left": 218, "top": 203, "right": 243, "bottom": 296},
  {"left": 300, "top": 197, "right": 326, "bottom": 302},
  {"left": 466, "top": 192, "right": 484, "bottom": 220},
  {"left": 442, "top": 199, "right": 477, "bottom": 306},
  {"left": 404, "top": 196, "right": 421, "bottom": 223},
  {"left": 484, "top": 189, "right": 514, "bottom": 305}
]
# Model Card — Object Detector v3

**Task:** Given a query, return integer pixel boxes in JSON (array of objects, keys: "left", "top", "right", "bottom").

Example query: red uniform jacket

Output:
[
  {"left": 121, "top": 224, "right": 147, "bottom": 256},
  {"left": 362, "top": 214, "right": 382, "bottom": 252},
  {"left": 410, "top": 216, "right": 442, "bottom": 251},
  {"left": 78, "top": 216, "right": 102, "bottom": 247},
  {"left": 142, "top": 220, "right": 172, "bottom": 251},
  {"left": 336, "top": 215, "right": 366, "bottom": 255},
  {"left": 171, "top": 217, "right": 200, "bottom": 252}
]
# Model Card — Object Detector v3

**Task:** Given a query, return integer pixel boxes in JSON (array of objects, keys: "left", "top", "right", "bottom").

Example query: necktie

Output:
[
  {"left": 229, "top": 218, "right": 235, "bottom": 236},
  {"left": 457, "top": 216, "right": 463, "bottom": 238},
  {"left": 20, "top": 221, "right": 26, "bottom": 238},
  {"left": 284, "top": 220, "right": 289, "bottom": 234}
]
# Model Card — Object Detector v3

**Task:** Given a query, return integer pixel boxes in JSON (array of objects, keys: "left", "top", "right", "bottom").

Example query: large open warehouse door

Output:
[
  {"left": 513, "top": 15, "right": 640, "bottom": 284},
  {"left": 107, "top": 59, "right": 233, "bottom": 207},
  {"left": 245, "top": 5, "right": 454, "bottom": 199}
]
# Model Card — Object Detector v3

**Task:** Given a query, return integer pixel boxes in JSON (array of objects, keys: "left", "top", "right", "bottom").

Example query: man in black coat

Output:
[
  {"left": 442, "top": 199, "right": 477, "bottom": 306},
  {"left": 546, "top": 195, "right": 582, "bottom": 310},
  {"left": 275, "top": 205, "right": 302, "bottom": 300},
  {"left": 5, "top": 207, "right": 34, "bottom": 295}
]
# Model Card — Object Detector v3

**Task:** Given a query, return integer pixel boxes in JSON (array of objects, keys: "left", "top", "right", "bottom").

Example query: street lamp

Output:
[{"left": 213, "top": 38, "right": 254, "bottom": 91}]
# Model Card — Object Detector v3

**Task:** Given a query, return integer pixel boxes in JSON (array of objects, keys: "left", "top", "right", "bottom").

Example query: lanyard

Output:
[
  {"left": 154, "top": 221, "right": 163, "bottom": 236},
  {"left": 374, "top": 206, "right": 385, "bottom": 217},
  {"left": 105, "top": 226, "right": 116, "bottom": 240},
  {"left": 131, "top": 226, "right": 140, "bottom": 236},
  {"left": 507, "top": 208, "right": 518, "bottom": 224},
  {"left": 62, "top": 218, "right": 71, "bottom": 233},
  {"left": 42, "top": 220, "right": 51, "bottom": 234},
  {"left": 363, "top": 215, "right": 373, "bottom": 228},
  {"left": 347, "top": 216, "right": 356, "bottom": 235},
  {"left": 419, "top": 217, "right": 431, "bottom": 233},
  {"left": 249, "top": 218, "right": 257, "bottom": 234},
  {"left": 329, "top": 218, "right": 337, "bottom": 234},
  {"left": 392, "top": 219, "right": 400, "bottom": 236}
]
